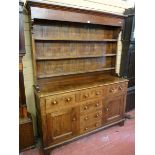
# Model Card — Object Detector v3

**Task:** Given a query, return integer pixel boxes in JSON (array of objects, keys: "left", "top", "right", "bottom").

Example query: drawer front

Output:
[
  {"left": 104, "top": 82, "right": 128, "bottom": 95},
  {"left": 80, "top": 99, "right": 102, "bottom": 114},
  {"left": 80, "top": 120, "right": 102, "bottom": 134},
  {"left": 76, "top": 87, "right": 102, "bottom": 102},
  {"left": 80, "top": 110, "right": 102, "bottom": 126},
  {"left": 45, "top": 93, "right": 76, "bottom": 113}
]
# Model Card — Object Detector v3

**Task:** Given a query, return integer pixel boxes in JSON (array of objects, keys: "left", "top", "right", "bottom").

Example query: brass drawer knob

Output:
[
  {"left": 66, "top": 97, "right": 71, "bottom": 102},
  {"left": 52, "top": 101, "right": 57, "bottom": 105},
  {"left": 119, "top": 86, "right": 123, "bottom": 90},
  {"left": 110, "top": 88, "right": 115, "bottom": 92},
  {"left": 96, "top": 92, "right": 100, "bottom": 95},
  {"left": 84, "top": 117, "right": 88, "bottom": 120},
  {"left": 84, "top": 94, "right": 89, "bottom": 98},
  {"left": 84, "top": 106, "right": 88, "bottom": 110},
  {"left": 95, "top": 103, "right": 99, "bottom": 107},
  {"left": 95, "top": 113, "right": 100, "bottom": 117},
  {"left": 72, "top": 117, "right": 76, "bottom": 121},
  {"left": 85, "top": 127, "right": 88, "bottom": 130},
  {"left": 106, "top": 108, "right": 109, "bottom": 112}
]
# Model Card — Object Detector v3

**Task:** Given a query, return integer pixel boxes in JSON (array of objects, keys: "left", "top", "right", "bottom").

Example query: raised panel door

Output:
[
  {"left": 103, "top": 95, "right": 125, "bottom": 124},
  {"left": 46, "top": 107, "right": 79, "bottom": 145}
]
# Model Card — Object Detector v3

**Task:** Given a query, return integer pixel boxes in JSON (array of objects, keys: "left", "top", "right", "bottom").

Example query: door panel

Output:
[
  {"left": 46, "top": 107, "right": 79, "bottom": 144},
  {"left": 103, "top": 95, "right": 125, "bottom": 124}
]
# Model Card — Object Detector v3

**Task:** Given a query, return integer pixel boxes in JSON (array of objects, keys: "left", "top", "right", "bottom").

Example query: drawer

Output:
[
  {"left": 45, "top": 93, "right": 76, "bottom": 113},
  {"left": 80, "top": 99, "right": 102, "bottom": 114},
  {"left": 104, "top": 82, "right": 128, "bottom": 95},
  {"left": 80, "top": 120, "right": 102, "bottom": 134},
  {"left": 80, "top": 110, "right": 102, "bottom": 126},
  {"left": 77, "top": 87, "right": 102, "bottom": 102}
]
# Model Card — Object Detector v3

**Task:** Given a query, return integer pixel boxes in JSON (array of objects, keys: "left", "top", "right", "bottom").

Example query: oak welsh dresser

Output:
[{"left": 26, "top": 1, "right": 128, "bottom": 154}]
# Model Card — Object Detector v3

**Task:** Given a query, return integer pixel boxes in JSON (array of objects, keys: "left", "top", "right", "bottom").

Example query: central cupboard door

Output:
[{"left": 46, "top": 107, "right": 79, "bottom": 144}]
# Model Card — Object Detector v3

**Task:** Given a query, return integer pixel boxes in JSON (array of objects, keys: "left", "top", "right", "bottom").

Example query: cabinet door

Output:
[
  {"left": 46, "top": 107, "right": 79, "bottom": 144},
  {"left": 103, "top": 95, "right": 125, "bottom": 124}
]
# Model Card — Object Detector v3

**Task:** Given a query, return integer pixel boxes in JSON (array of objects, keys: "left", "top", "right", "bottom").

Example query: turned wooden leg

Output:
[{"left": 119, "top": 121, "right": 125, "bottom": 126}]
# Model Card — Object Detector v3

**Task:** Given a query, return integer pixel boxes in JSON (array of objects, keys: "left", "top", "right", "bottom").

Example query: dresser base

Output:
[{"left": 43, "top": 119, "right": 125, "bottom": 155}]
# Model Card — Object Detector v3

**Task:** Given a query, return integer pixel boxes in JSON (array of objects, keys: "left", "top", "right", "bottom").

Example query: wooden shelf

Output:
[
  {"left": 36, "top": 55, "right": 103, "bottom": 60},
  {"left": 35, "top": 38, "right": 117, "bottom": 42},
  {"left": 37, "top": 67, "right": 115, "bottom": 79},
  {"left": 36, "top": 54, "right": 116, "bottom": 60}
]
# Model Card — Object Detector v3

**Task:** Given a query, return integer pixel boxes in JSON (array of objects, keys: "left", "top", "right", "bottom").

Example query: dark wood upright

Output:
[
  {"left": 26, "top": 1, "right": 128, "bottom": 154},
  {"left": 19, "top": 0, "right": 26, "bottom": 114},
  {"left": 120, "top": 8, "right": 135, "bottom": 112},
  {"left": 19, "top": 0, "right": 34, "bottom": 151}
]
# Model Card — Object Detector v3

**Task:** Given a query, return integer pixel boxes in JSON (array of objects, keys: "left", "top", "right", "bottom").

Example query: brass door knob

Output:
[{"left": 95, "top": 123, "right": 98, "bottom": 127}]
